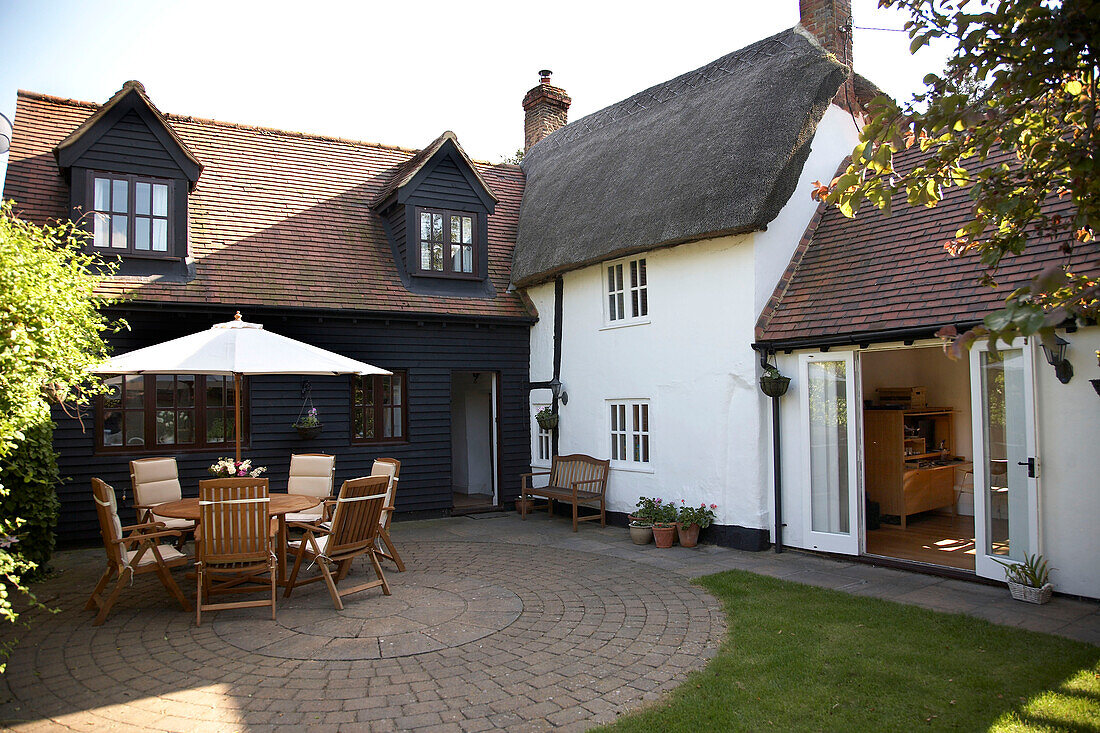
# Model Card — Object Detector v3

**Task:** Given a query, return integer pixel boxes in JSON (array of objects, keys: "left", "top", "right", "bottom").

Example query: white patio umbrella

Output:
[{"left": 94, "top": 312, "right": 390, "bottom": 461}]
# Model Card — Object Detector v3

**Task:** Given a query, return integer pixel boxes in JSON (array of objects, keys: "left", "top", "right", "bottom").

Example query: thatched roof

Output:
[{"left": 512, "top": 26, "right": 848, "bottom": 287}]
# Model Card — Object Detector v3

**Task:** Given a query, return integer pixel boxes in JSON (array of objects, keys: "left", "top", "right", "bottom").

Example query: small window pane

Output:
[
  {"left": 451, "top": 215, "right": 461, "bottom": 243},
  {"left": 382, "top": 378, "right": 392, "bottom": 406},
  {"left": 176, "top": 375, "right": 195, "bottom": 407},
  {"left": 177, "top": 410, "right": 195, "bottom": 444},
  {"left": 353, "top": 408, "right": 365, "bottom": 438},
  {"left": 631, "top": 290, "right": 639, "bottom": 318},
  {"left": 104, "top": 378, "right": 122, "bottom": 409},
  {"left": 642, "top": 435, "right": 650, "bottom": 462},
  {"left": 135, "top": 182, "right": 151, "bottom": 216},
  {"left": 156, "top": 410, "right": 176, "bottom": 444},
  {"left": 384, "top": 409, "right": 393, "bottom": 438},
  {"left": 124, "top": 375, "right": 144, "bottom": 408},
  {"left": 103, "top": 411, "right": 123, "bottom": 446},
  {"left": 111, "top": 180, "right": 128, "bottom": 213},
  {"left": 353, "top": 384, "right": 364, "bottom": 406},
  {"left": 156, "top": 376, "right": 175, "bottom": 408},
  {"left": 420, "top": 212, "right": 431, "bottom": 241},
  {"left": 364, "top": 378, "right": 374, "bottom": 406},
  {"left": 206, "top": 410, "right": 223, "bottom": 443},
  {"left": 451, "top": 243, "right": 462, "bottom": 271},
  {"left": 392, "top": 409, "right": 402, "bottom": 438},
  {"left": 152, "top": 184, "right": 168, "bottom": 217},
  {"left": 93, "top": 213, "right": 110, "bottom": 248},
  {"left": 364, "top": 410, "right": 375, "bottom": 438},
  {"left": 152, "top": 219, "right": 167, "bottom": 251},
  {"left": 462, "top": 216, "right": 473, "bottom": 244},
  {"left": 392, "top": 375, "right": 402, "bottom": 404},
  {"left": 462, "top": 245, "right": 473, "bottom": 273},
  {"left": 134, "top": 218, "right": 151, "bottom": 250},
  {"left": 111, "top": 215, "right": 127, "bottom": 249},
  {"left": 607, "top": 266, "right": 615, "bottom": 292},
  {"left": 432, "top": 242, "right": 443, "bottom": 271},
  {"left": 124, "top": 413, "right": 145, "bottom": 447},
  {"left": 615, "top": 293, "right": 624, "bottom": 319},
  {"left": 432, "top": 213, "right": 443, "bottom": 241},
  {"left": 640, "top": 404, "right": 649, "bottom": 432},
  {"left": 421, "top": 242, "right": 432, "bottom": 270},
  {"left": 207, "top": 380, "right": 225, "bottom": 408},
  {"left": 640, "top": 289, "right": 648, "bottom": 317},
  {"left": 94, "top": 178, "right": 110, "bottom": 211},
  {"left": 637, "top": 258, "right": 647, "bottom": 286}
]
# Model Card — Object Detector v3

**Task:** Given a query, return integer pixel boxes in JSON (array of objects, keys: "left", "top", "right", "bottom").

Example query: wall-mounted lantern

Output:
[
  {"left": 548, "top": 376, "right": 569, "bottom": 405},
  {"left": 1040, "top": 335, "right": 1074, "bottom": 384}
]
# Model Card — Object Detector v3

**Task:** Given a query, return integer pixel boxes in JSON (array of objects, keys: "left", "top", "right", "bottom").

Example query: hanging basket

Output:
[
  {"left": 294, "top": 423, "right": 322, "bottom": 440},
  {"left": 760, "top": 375, "right": 791, "bottom": 398},
  {"left": 536, "top": 412, "right": 559, "bottom": 431}
]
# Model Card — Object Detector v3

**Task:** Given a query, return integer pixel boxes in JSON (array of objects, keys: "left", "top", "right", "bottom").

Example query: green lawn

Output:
[{"left": 599, "top": 570, "right": 1100, "bottom": 732}]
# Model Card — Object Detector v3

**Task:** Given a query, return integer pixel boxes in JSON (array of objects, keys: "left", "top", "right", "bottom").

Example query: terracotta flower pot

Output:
[
  {"left": 678, "top": 523, "right": 701, "bottom": 548},
  {"left": 652, "top": 524, "right": 676, "bottom": 548}
]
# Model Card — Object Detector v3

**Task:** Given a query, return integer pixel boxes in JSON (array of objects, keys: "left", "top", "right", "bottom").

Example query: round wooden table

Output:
[{"left": 156, "top": 494, "right": 321, "bottom": 585}]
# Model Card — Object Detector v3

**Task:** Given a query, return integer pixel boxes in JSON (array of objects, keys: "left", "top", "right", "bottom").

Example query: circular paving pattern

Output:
[
  {"left": 212, "top": 571, "right": 524, "bottom": 660},
  {"left": 0, "top": 534, "right": 724, "bottom": 731}
]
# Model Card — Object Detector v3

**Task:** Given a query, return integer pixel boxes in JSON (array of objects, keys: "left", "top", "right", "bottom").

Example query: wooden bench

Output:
[{"left": 520, "top": 454, "right": 610, "bottom": 532}]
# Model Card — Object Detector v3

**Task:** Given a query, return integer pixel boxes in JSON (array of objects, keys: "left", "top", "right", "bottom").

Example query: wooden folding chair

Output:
[
  {"left": 86, "top": 478, "right": 191, "bottom": 626},
  {"left": 284, "top": 475, "right": 391, "bottom": 610},
  {"left": 195, "top": 478, "right": 277, "bottom": 625},
  {"left": 371, "top": 458, "right": 405, "bottom": 571}
]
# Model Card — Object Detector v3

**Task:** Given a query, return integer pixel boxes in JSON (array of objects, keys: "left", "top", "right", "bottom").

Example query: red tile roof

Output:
[
  {"left": 4, "top": 91, "right": 531, "bottom": 320},
  {"left": 756, "top": 146, "right": 1099, "bottom": 344}
]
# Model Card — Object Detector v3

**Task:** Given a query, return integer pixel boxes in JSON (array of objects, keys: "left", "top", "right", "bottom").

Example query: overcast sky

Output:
[{"left": 0, "top": 0, "right": 952, "bottom": 186}]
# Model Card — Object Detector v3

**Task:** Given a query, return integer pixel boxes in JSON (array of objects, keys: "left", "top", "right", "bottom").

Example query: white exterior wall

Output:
[
  {"left": 772, "top": 330, "right": 1100, "bottom": 599},
  {"left": 524, "top": 103, "right": 860, "bottom": 530},
  {"left": 528, "top": 235, "right": 766, "bottom": 528}
]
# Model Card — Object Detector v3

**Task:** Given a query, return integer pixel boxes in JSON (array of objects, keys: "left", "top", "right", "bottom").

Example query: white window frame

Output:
[
  {"left": 607, "top": 399, "right": 652, "bottom": 471},
  {"left": 531, "top": 402, "right": 552, "bottom": 467},
  {"left": 602, "top": 256, "right": 649, "bottom": 328}
]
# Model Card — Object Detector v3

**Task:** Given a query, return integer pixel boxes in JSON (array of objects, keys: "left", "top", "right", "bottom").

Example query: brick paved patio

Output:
[{"left": 2, "top": 512, "right": 1097, "bottom": 731}]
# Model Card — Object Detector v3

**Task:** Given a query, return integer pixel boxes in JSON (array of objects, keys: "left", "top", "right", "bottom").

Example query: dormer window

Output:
[
  {"left": 417, "top": 207, "right": 477, "bottom": 277},
  {"left": 89, "top": 172, "right": 173, "bottom": 255}
]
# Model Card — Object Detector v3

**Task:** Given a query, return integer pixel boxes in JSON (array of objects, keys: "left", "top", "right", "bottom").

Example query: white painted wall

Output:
[
  {"left": 772, "top": 332, "right": 1100, "bottom": 599},
  {"left": 753, "top": 104, "right": 863, "bottom": 315}
]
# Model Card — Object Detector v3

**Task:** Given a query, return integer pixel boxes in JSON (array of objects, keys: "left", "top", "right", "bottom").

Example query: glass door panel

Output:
[
  {"left": 970, "top": 341, "right": 1038, "bottom": 579},
  {"left": 800, "top": 352, "right": 860, "bottom": 554}
]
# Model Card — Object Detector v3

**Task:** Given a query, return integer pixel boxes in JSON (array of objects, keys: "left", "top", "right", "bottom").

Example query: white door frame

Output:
[
  {"left": 798, "top": 350, "right": 862, "bottom": 555},
  {"left": 968, "top": 338, "right": 1040, "bottom": 580},
  {"left": 489, "top": 372, "right": 500, "bottom": 505}
]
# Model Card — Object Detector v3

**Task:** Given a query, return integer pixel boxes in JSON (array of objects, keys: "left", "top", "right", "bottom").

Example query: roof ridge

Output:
[
  {"left": 531, "top": 26, "right": 806, "bottom": 154},
  {"left": 15, "top": 88, "right": 499, "bottom": 164}
]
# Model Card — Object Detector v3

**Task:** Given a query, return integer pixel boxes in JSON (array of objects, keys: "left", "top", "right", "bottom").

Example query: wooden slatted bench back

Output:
[{"left": 549, "top": 454, "right": 609, "bottom": 495}]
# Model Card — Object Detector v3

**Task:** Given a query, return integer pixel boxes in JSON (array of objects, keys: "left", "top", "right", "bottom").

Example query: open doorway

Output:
[
  {"left": 861, "top": 346, "right": 976, "bottom": 571},
  {"left": 450, "top": 372, "right": 499, "bottom": 513}
]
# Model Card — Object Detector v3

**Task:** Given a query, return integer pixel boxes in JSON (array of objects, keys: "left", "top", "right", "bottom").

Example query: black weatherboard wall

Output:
[{"left": 54, "top": 305, "right": 532, "bottom": 545}]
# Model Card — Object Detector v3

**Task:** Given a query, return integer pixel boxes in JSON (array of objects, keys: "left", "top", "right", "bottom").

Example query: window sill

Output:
[
  {"left": 609, "top": 463, "right": 655, "bottom": 474},
  {"left": 91, "top": 250, "right": 181, "bottom": 262},
  {"left": 410, "top": 271, "right": 483, "bottom": 282},
  {"left": 599, "top": 319, "right": 651, "bottom": 332},
  {"left": 350, "top": 439, "right": 411, "bottom": 447},
  {"left": 95, "top": 443, "right": 250, "bottom": 457}
]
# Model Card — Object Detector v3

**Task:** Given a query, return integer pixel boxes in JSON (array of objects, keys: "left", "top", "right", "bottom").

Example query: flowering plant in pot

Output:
[
  {"left": 208, "top": 458, "right": 267, "bottom": 478},
  {"left": 676, "top": 502, "right": 717, "bottom": 548},
  {"left": 995, "top": 553, "right": 1053, "bottom": 604},
  {"left": 630, "top": 496, "right": 659, "bottom": 525},
  {"left": 292, "top": 407, "right": 322, "bottom": 439},
  {"left": 759, "top": 364, "right": 791, "bottom": 398}
]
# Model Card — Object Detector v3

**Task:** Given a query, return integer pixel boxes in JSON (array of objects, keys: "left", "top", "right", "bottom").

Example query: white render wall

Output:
[
  {"left": 527, "top": 233, "right": 767, "bottom": 529},
  {"left": 771, "top": 331, "right": 1100, "bottom": 599}
]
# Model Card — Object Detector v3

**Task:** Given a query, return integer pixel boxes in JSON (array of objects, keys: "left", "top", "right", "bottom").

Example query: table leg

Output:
[{"left": 277, "top": 514, "right": 288, "bottom": 586}]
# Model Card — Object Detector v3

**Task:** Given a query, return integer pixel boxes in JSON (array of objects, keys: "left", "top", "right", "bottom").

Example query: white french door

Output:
[
  {"left": 969, "top": 339, "right": 1039, "bottom": 580},
  {"left": 799, "top": 351, "right": 861, "bottom": 554}
]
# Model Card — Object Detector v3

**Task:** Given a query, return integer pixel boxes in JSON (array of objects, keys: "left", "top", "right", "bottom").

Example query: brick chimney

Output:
[
  {"left": 799, "top": 0, "right": 858, "bottom": 115},
  {"left": 522, "top": 70, "right": 572, "bottom": 153}
]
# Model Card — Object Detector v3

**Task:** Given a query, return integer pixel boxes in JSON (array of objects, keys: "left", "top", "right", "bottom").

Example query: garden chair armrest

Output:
[
  {"left": 287, "top": 520, "right": 329, "bottom": 533},
  {"left": 120, "top": 521, "right": 166, "bottom": 532},
  {"left": 116, "top": 529, "right": 182, "bottom": 545}
]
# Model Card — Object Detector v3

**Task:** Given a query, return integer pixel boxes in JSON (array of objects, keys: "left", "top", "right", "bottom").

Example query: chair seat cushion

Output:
[
  {"left": 124, "top": 545, "right": 186, "bottom": 568},
  {"left": 284, "top": 508, "right": 323, "bottom": 524},
  {"left": 288, "top": 534, "right": 329, "bottom": 556},
  {"left": 150, "top": 514, "right": 195, "bottom": 532}
]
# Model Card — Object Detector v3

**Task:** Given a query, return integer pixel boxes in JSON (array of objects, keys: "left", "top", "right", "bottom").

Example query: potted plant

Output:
[
  {"left": 208, "top": 457, "right": 268, "bottom": 478},
  {"left": 996, "top": 554, "right": 1054, "bottom": 604},
  {"left": 759, "top": 364, "right": 791, "bottom": 398},
  {"left": 652, "top": 520, "right": 676, "bottom": 548},
  {"left": 676, "top": 502, "right": 717, "bottom": 548},
  {"left": 292, "top": 407, "right": 322, "bottom": 439},
  {"left": 628, "top": 520, "right": 653, "bottom": 545},
  {"left": 535, "top": 406, "right": 558, "bottom": 431},
  {"left": 630, "top": 496, "right": 659, "bottom": 525}
]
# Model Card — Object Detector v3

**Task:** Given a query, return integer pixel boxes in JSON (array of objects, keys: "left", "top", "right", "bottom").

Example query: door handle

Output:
[{"left": 1017, "top": 458, "right": 1036, "bottom": 478}]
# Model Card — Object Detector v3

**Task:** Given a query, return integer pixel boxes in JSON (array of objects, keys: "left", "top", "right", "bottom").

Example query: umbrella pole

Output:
[{"left": 234, "top": 373, "right": 242, "bottom": 463}]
